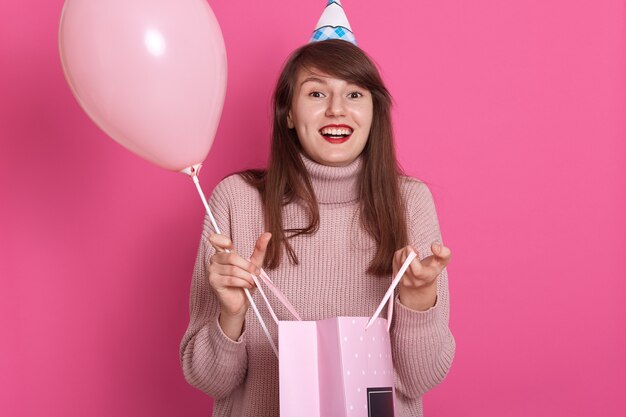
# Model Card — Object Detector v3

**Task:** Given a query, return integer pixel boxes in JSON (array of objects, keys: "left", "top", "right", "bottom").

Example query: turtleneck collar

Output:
[{"left": 298, "top": 151, "right": 363, "bottom": 204}]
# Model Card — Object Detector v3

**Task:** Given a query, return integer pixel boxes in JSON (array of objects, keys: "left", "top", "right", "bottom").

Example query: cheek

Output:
[
  {"left": 358, "top": 113, "right": 373, "bottom": 137},
  {"left": 353, "top": 105, "right": 374, "bottom": 128},
  {"left": 292, "top": 104, "right": 314, "bottom": 128},
  {"left": 361, "top": 113, "right": 373, "bottom": 146},
  {"left": 300, "top": 113, "right": 324, "bottom": 134},
  {"left": 293, "top": 115, "right": 318, "bottom": 143}
]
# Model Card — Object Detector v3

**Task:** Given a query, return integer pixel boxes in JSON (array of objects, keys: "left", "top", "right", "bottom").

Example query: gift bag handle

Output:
[
  {"left": 365, "top": 250, "right": 418, "bottom": 332},
  {"left": 240, "top": 267, "right": 301, "bottom": 357},
  {"left": 249, "top": 265, "right": 303, "bottom": 324},
  {"left": 247, "top": 251, "right": 417, "bottom": 356},
  {"left": 252, "top": 251, "right": 417, "bottom": 330}
]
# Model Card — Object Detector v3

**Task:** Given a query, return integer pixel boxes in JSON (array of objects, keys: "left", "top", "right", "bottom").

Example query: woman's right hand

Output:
[{"left": 207, "top": 232, "right": 272, "bottom": 339}]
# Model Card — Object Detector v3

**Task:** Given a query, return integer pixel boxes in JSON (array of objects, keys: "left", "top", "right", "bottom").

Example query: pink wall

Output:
[{"left": 1, "top": 1, "right": 624, "bottom": 416}]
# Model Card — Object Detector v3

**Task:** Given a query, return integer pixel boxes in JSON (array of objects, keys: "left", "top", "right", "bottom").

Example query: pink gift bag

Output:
[{"left": 249, "top": 251, "right": 418, "bottom": 417}]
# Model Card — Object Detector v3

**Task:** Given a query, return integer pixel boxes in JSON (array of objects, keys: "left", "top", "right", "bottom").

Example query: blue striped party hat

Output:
[{"left": 309, "top": 0, "right": 357, "bottom": 45}]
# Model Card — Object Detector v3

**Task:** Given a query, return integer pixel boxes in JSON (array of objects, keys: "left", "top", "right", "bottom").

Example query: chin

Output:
[
  {"left": 322, "top": 155, "right": 357, "bottom": 167},
  {"left": 304, "top": 144, "right": 361, "bottom": 166}
]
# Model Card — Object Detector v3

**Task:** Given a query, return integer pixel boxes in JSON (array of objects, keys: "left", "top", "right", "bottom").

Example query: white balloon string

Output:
[
  {"left": 192, "top": 175, "right": 221, "bottom": 234},
  {"left": 190, "top": 172, "right": 278, "bottom": 356}
]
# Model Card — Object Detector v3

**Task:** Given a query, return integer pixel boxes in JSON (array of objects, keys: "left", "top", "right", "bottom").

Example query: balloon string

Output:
[
  {"left": 190, "top": 174, "right": 278, "bottom": 356},
  {"left": 191, "top": 175, "right": 221, "bottom": 234}
]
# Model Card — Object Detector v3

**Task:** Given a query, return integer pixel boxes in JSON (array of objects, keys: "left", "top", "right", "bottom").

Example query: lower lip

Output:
[{"left": 320, "top": 133, "right": 352, "bottom": 144}]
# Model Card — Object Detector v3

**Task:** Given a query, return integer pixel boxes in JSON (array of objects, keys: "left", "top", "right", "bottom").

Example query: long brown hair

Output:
[{"left": 239, "top": 39, "right": 408, "bottom": 276}]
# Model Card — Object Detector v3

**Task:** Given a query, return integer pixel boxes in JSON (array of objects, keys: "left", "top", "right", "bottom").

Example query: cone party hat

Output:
[{"left": 309, "top": 0, "right": 357, "bottom": 45}]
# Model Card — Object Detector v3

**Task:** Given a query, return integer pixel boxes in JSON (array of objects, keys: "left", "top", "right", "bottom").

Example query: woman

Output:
[{"left": 180, "top": 39, "right": 455, "bottom": 417}]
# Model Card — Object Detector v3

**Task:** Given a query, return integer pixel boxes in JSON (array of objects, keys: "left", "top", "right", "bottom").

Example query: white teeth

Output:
[{"left": 320, "top": 127, "right": 352, "bottom": 135}]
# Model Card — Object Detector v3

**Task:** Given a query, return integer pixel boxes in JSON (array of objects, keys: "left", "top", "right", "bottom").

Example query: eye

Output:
[
  {"left": 309, "top": 91, "right": 324, "bottom": 98},
  {"left": 349, "top": 91, "right": 363, "bottom": 99}
]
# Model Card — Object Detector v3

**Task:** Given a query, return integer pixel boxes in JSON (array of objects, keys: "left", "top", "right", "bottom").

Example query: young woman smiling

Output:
[{"left": 180, "top": 39, "right": 455, "bottom": 417}]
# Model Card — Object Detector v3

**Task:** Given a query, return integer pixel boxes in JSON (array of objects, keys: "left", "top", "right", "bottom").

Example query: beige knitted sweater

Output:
[{"left": 180, "top": 152, "right": 455, "bottom": 416}]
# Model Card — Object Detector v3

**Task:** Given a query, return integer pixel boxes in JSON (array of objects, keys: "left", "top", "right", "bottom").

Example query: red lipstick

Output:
[{"left": 319, "top": 124, "right": 353, "bottom": 144}]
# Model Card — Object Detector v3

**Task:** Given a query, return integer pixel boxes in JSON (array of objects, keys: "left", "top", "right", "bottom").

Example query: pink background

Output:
[{"left": 1, "top": 1, "right": 624, "bottom": 416}]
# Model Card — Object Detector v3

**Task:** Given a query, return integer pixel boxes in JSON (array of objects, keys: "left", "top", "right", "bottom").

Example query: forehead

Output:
[{"left": 295, "top": 67, "right": 355, "bottom": 87}]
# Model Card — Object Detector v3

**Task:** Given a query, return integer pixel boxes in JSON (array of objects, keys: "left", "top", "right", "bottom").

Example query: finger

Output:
[
  {"left": 393, "top": 245, "right": 411, "bottom": 272},
  {"left": 408, "top": 249, "right": 424, "bottom": 278},
  {"left": 431, "top": 243, "right": 452, "bottom": 268},
  {"left": 432, "top": 242, "right": 451, "bottom": 260},
  {"left": 212, "top": 251, "right": 260, "bottom": 276},
  {"left": 212, "top": 263, "right": 256, "bottom": 286},
  {"left": 209, "top": 274, "right": 254, "bottom": 291},
  {"left": 250, "top": 232, "right": 272, "bottom": 269},
  {"left": 208, "top": 233, "right": 234, "bottom": 253},
  {"left": 418, "top": 254, "right": 447, "bottom": 281},
  {"left": 408, "top": 245, "right": 421, "bottom": 260}
]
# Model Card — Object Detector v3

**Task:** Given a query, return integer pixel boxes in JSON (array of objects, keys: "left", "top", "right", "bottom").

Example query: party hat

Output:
[{"left": 309, "top": 0, "right": 357, "bottom": 45}]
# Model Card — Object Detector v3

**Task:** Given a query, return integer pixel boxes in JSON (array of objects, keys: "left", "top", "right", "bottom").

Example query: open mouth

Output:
[{"left": 319, "top": 126, "right": 353, "bottom": 142}]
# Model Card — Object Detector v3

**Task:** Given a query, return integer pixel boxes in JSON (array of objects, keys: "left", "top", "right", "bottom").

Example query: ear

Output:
[{"left": 287, "top": 110, "right": 294, "bottom": 129}]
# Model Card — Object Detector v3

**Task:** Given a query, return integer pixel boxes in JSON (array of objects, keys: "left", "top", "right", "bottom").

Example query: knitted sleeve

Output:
[
  {"left": 179, "top": 177, "right": 249, "bottom": 399},
  {"left": 390, "top": 179, "right": 456, "bottom": 400}
]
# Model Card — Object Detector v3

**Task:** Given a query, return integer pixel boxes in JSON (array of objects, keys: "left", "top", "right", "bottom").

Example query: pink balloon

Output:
[{"left": 58, "top": 0, "right": 227, "bottom": 171}]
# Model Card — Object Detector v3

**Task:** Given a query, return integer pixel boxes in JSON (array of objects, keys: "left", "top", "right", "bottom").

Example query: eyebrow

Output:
[{"left": 300, "top": 76, "right": 327, "bottom": 87}]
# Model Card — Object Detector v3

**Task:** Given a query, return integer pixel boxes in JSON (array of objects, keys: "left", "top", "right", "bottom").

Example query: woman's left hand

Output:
[{"left": 393, "top": 242, "right": 452, "bottom": 311}]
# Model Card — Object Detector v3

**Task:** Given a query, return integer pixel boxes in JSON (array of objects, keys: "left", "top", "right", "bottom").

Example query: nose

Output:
[{"left": 325, "top": 94, "right": 346, "bottom": 117}]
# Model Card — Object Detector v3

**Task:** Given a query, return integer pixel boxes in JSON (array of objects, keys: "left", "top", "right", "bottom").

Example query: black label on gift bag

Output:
[{"left": 367, "top": 387, "right": 394, "bottom": 417}]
